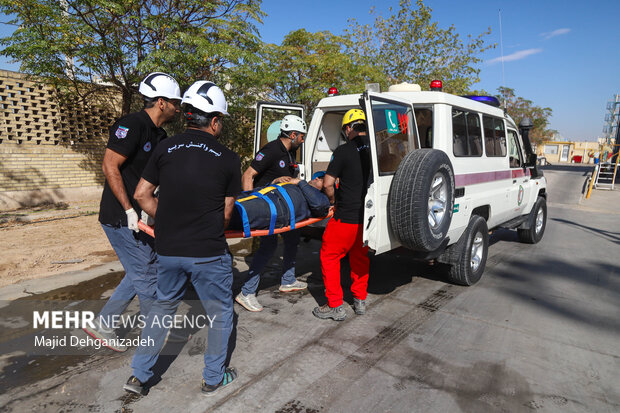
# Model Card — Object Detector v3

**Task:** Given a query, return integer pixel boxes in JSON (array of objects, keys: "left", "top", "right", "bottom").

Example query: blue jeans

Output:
[
  {"left": 131, "top": 253, "right": 234, "bottom": 385},
  {"left": 241, "top": 230, "right": 300, "bottom": 295},
  {"left": 99, "top": 225, "right": 157, "bottom": 327}
]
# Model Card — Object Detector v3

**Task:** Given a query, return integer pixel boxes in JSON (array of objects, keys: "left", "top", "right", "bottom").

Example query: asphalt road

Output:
[{"left": 0, "top": 167, "right": 619, "bottom": 412}]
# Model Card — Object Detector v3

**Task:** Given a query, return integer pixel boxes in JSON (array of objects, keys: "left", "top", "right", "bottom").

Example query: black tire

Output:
[
  {"left": 446, "top": 215, "right": 489, "bottom": 286},
  {"left": 517, "top": 196, "right": 547, "bottom": 244},
  {"left": 388, "top": 149, "right": 455, "bottom": 252}
]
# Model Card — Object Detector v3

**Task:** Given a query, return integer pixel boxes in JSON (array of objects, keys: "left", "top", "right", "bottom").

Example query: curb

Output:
[
  {"left": 0, "top": 261, "right": 123, "bottom": 304},
  {"left": 0, "top": 237, "right": 251, "bottom": 305}
]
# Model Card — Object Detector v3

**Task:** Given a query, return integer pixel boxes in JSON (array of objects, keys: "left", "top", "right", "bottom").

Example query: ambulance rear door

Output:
[
  {"left": 361, "top": 92, "right": 420, "bottom": 254},
  {"left": 254, "top": 102, "right": 307, "bottom": 179}
]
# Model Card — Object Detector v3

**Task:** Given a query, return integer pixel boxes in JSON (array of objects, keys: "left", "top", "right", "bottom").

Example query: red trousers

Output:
[{"left": 320, "top": 219, "right": 370, "bottom": 307}]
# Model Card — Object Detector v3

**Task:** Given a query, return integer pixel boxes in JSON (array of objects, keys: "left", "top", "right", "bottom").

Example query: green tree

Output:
[
  {"left": 254, "top": 28, "right": 384, "bottom": 115},
  {"left": 0, "top": 0, "right": 264, "bottom": 114},
  {"left": 497, "top": 86, "right": 554, "bottom": 145},
  {"left": 346, "top": 0, "right": 494, "bottom": 94},
  {"left": 221, "top": 28, "right": 380, "bottom": 164}
]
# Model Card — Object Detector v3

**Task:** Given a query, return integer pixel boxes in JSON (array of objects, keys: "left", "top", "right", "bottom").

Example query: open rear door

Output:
[
  {"left": 254, "top": 102, "right": 306, "bottom": 179},
  {"left": 361, "top": 92, "right": 420, "bottom": 254}
]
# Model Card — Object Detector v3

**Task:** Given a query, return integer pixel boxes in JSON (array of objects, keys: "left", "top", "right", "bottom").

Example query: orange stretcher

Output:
[{"left": 137, "top": 208, "right": 333, "bottom": 239}]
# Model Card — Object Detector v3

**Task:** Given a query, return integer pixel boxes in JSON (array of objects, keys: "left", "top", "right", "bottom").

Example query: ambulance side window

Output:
[
  {"left": 415, "top": 107, "right": 433, "bottom": 148},
  {"left": 507, "top": 129, "right": 523, "bottom": 168},
  {"left": 452, "top": 108, "right": 482, "bottom": 157},
  {"left": 483, "top": 115, "right": 507, "bottom": 157}
]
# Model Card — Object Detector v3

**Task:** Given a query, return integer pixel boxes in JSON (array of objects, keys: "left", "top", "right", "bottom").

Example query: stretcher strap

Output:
[
  {"left": 250, "top": 191, "right": 277, "bottom": 235},
  {"left": 237, "top": 185, "right": 278, "bottom": 203},
  {"left": 234, "top": 201, "right": 251, "bottom": 238},
  {"left": 274, "top": 184, "right": 296, "bottom": 230}
]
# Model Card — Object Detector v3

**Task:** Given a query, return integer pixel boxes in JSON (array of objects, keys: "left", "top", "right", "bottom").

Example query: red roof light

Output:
[
  {"left": 430, "top": 80, "right": 442, "bottom": 91},
  {"left": 328, "top": 87, "right": 338, "bottom": 96}
]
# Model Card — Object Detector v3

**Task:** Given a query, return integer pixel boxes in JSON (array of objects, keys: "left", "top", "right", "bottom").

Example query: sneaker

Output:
[
  {"left": 201, "top": 367, "right": 238, "bottom": 395},
  {"left": 235, "top": 292, "right": 263, "bottom": 312},
  {"left": 279, "top": 280, "right": 308, "bottom": 292},
  {"left": 353, "top": 298, "right": 366, "bottom": 315},
  {"left": 312, "top": 304, "right": 346, "bottom": 321},
  {"left": 83, "top": 319, "right": 127, "bottom": 352},
  {"left": 123, "top": 375, "right": 148, "bottom": 395}
]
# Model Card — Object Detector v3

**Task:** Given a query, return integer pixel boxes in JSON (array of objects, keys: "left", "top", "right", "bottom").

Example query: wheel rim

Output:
[
  {"left": 428, "top": 172, "right": 447, "bottom": 229},
  {"left": 470, "top": 231, "right": 484, "bottom": 272},
  {"left": 535, "top": 207, "right": 544, "bottom": 234}
]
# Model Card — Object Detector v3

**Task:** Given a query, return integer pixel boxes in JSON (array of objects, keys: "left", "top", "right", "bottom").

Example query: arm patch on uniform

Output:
[
  {"left": 115, "top": 126, "right": 129, "bottom": 139},
  {"left": 255, "top": 152, "right": 264, "bottom": 161}
]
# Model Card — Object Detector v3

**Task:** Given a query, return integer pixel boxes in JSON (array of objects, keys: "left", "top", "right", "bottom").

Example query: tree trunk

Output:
[{"left": 121, "top": 87, "right": 132, "bottom": 116}]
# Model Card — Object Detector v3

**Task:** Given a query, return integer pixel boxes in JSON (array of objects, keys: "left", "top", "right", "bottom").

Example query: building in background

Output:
[{"left": 0, "top": 70, "right": 120, "bottom": 210}]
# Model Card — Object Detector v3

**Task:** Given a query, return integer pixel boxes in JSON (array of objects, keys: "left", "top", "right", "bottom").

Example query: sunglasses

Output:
[{"left": 161, "top": 97, "right": 181, "bottom": 107}]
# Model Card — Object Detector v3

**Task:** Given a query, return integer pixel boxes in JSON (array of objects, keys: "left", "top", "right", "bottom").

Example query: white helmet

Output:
[
  {"left": 138, "top": 72, "right": 181, "bottom": 100},
  {"left": 280, "top": 115, "right": 306, "bottom": 134},
  {"left": 181, "top": 81, "right": 229, "bottom": 116}
]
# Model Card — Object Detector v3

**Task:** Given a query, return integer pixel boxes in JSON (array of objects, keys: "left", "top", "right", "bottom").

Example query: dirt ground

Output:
[{"left": 0, "top": 200, "right": 116, "bottom": 289}]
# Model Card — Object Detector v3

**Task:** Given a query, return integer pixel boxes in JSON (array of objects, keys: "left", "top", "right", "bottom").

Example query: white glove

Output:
[
  {"left": 141, "top": 210, "right": 155, "bottom": 226},
  {"left": 125, "top": 208, "right": 139, "bottom": 232}
]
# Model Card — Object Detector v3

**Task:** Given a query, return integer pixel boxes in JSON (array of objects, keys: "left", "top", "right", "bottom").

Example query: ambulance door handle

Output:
[{"left": 366, "top": 215, "right": 374, "bottom": 230}]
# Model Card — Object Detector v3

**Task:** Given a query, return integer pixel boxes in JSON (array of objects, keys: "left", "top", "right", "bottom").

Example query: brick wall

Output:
[{"left": 0, "top": 70, "right": 121, "bottom": 209}]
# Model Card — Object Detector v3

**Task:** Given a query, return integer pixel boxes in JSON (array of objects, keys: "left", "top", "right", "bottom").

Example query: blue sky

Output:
[{"left": 2, "top": 0, "right": 619, "bottom": 141}]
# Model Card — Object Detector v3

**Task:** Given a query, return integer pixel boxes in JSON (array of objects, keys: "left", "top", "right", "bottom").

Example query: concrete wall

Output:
[{"left": 0, "top": 70, "right": 120, "bottom": 210}]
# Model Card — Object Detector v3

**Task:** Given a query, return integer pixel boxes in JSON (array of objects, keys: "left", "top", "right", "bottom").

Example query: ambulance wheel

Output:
[
  {"left": 517, "top": 196, "right": 547, "bottom": 244},
  {"left": 447, "top": 215, "right": 489, "bottom": 286},
  {"left": 389, "top": 149, "right": 455, "bottom": 252}
]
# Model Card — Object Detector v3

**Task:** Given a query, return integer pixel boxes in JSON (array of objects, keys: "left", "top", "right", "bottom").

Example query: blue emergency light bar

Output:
[{"left": 461, "top": 95, "right": 501, "bottom": 107}]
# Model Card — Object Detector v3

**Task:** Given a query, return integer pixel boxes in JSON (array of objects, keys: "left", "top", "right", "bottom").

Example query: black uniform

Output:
[
  {"left": 99, "top": 111, "right": 167, "bottom": 226},
  {"left": 141, "top": 129, "right": 242, "bottom": 258},
  {"left": 250, "top": 139, "right": 299, "bottom": 187},
  {"left": 326, "top": 135, "right": 371, "bottom": 224}
]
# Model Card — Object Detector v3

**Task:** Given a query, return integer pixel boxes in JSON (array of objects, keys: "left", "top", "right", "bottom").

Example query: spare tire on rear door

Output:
[{"left": 388, "top": 149, "right": 455, "bottom": 252}]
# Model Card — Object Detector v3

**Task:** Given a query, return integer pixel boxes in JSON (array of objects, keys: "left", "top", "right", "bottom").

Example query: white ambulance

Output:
[{"left": 253, "top": 81, "right": 548, "bottom": 285}]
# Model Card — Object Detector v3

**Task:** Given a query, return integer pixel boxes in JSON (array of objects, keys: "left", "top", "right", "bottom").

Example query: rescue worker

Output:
[
  {"left": 84, "top": 72, "right": 181, "bottom": 351},
  {"left": 236, "top": 115, "right": 308, "bottom": 312},
  {"left": 313, "top": 109, "right": 371, "bottom": 321},
  {"left": 125, "top": 81, "right": 241, "bottom": 395}
]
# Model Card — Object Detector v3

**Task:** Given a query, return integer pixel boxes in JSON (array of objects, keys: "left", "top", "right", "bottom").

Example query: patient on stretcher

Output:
[{"left": 230, "top": 173, "right": 330, "bottom": 234}]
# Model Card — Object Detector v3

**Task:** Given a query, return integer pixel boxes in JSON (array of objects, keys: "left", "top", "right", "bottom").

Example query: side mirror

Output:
[{"left": 526, "top": 153, "right": 537, "bottom": 166}]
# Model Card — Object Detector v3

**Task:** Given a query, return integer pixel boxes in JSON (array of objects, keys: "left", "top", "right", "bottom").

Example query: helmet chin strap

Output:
[{"left": 282, "top": 130, "right": 296, "bottom": 143}]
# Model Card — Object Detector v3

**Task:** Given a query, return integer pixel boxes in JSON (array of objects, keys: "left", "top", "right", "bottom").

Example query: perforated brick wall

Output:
[{"left": 0, "top": 70, "right": 120, "bottom": 194}]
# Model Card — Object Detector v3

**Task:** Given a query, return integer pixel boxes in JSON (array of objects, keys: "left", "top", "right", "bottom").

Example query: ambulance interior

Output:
[{"left": 310, "top": 111, "right": 347, "bottom": 175}]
